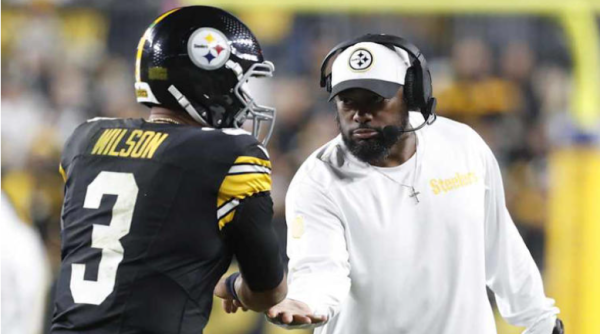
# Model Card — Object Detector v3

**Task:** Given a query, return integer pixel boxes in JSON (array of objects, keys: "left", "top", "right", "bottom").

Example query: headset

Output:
[{"left": 320, "top": 33, "right": 437, "bottom": 126}]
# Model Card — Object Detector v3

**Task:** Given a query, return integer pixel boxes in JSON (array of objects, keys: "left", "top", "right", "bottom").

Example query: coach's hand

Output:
[
  {"left": 266, "top": 299, "right": 327, "bottom": 328},
  {"left": 214, "top": 276, "right": 248, "bottom": 314}
]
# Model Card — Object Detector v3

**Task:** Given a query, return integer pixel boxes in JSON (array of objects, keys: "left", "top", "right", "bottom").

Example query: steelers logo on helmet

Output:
[
  {"left": 349, "top": 48, "right": 373, "bottom": 71},
  {"left": 187, "top": 27, "right": 231, "bottom": 70}
]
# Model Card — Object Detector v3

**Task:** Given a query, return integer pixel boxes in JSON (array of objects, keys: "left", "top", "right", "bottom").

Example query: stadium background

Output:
[{"left": 2, "top": 0, "right": 599, "bottom": 333}]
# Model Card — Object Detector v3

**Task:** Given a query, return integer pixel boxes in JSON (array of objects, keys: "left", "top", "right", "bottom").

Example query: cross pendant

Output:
[{"left": 409, "top": 187, "right": 420, "bottom": 203}]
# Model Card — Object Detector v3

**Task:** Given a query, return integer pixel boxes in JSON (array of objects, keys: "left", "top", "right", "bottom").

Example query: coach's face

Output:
[{"left": 335, "top": 87, "right": 409, "bottom": 163}]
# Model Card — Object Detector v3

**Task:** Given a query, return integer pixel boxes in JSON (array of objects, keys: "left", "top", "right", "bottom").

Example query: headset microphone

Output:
[
  {"left": 382, "top": 120, "right": 429, "bottom": 141},
  {"left": 382, "top": 125, "right": 403, "bottom": 141}
]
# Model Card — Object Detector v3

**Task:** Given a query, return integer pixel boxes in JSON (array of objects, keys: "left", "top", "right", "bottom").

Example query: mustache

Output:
[
  {"left": 350, "top": 125, "right": 404, "bottom": 142},
  {"left": 351, "top": 125, "right": 383, "bottom": 133}
]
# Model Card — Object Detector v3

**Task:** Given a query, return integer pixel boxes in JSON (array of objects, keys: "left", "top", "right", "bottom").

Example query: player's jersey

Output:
[{"left": 52, "top": 118, "right": 272, "bottom": 334}]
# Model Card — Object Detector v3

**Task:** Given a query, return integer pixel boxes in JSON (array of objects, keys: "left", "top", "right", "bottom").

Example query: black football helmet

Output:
[{"left": 134, "top": 6, "right": 276, "bottom": 144}]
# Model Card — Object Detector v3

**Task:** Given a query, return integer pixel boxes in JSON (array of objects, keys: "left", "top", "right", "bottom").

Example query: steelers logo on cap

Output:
[
  {"left": 349, "top": 48, "right": 373, "bottom": 71},
  {"left": 188, "top": 27, "right": 231, "bottom": 70}
]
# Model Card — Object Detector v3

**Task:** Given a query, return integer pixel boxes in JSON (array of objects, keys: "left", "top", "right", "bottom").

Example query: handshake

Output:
[{"left": 214, "top": 272, "right": 328, "bottom": 328}]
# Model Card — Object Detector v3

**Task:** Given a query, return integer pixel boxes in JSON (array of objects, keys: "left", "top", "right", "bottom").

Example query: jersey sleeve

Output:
[
  {"left": 218, "top": 139, "right": 284, "bottom": 291},
  {"left": 480, "top": 139, "right": 559, "bottom": 331},
  {"left": 223, "top": 193, "right": 284, "bottom": 291},
  {"left": 285, "top": 172, "right": 351, "bottom": 321},
  {"left": 216, "top": 141, "right": 272, "bottom": 230}
]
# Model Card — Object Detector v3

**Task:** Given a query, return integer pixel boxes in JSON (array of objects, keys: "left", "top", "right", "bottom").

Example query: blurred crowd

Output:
[{"left": 1, "top": 1, "right": 577, "bottom": 333}]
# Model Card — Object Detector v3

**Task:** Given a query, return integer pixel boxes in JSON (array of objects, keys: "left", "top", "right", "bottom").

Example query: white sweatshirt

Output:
[
  {"left": 285, "top": 115, "right": 559, "bottom": 334},
  {"left": 1, "top": 194, "right": 50, "bottom": 334}
]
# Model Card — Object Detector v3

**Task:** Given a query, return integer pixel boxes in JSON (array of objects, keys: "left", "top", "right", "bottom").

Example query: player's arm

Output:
[
  {"left": 216, "top": 193, "right": 287, "bottom": 312},
  {"left": 480, "top": 141, "right": 562, "bottom": 333},
  {"left": 214, "top": 143, "right": 286, "bottom": 312},
  {"left": 266, "top": 174, "right": 350, "bottom": 328}
]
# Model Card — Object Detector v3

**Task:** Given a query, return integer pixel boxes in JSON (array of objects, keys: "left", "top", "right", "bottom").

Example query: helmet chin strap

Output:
[{"left": 168, "top": 85, "right": 210, "bottom": 127}]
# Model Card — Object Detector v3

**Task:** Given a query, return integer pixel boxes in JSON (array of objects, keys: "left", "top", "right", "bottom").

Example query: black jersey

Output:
[{"left": 52, "top": 118, "right": 283, "bottom": 334}]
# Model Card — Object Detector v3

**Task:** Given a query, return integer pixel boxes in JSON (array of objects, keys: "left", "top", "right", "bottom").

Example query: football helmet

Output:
[{"left": 135, "top": 6, "right": 276, "bottom": 144}]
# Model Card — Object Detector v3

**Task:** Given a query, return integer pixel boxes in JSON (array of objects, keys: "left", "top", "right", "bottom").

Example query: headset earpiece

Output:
[
  {"left": 404, "top": 67, "right": 416, "bottom": 109},
  {"left": 326, "top": 74, "right": 332, "bottom": 93}
]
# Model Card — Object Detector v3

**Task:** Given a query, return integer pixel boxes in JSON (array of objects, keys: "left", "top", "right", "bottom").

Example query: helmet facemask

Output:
[{"left": 230, "top": 61, "right": 276, "bottom": 146}]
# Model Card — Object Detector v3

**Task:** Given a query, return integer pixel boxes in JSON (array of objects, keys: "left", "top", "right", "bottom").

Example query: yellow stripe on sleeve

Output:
[
  {"left": 233, "top": 156, "right": 272, "bottom": 169},
  {"left": 217, "top": 172, "right": 272, "bottom": 229},
  {"left": 59, "top": 164, "right": 67, "bottom": 182},
  {"left": 218, "top": 210, "right": 237, "bottom": 230},
  {"left": 217, "top": 173, "right": 271, "bottom": 207}
]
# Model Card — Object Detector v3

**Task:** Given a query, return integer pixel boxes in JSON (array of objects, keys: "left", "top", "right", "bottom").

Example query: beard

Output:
[{"left": 337, "top": 115, "right": 408, "bottom": 164}]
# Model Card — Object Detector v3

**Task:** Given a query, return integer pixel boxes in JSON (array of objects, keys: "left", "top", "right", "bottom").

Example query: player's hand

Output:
[
  {"left": 553, "top": 318, "right": 564, "bottom": 334},
  {"left": 524, "top": 316, "right": 564, "bottom": 334},
  {"left": 266, "top": 299, "right": 327, "bottom": 327},
  {"left": 220, "top": 298, "right": 248, "bottom": 314},
  {"left": 214, "top": 276, "right": 248, "bottom": 313}
]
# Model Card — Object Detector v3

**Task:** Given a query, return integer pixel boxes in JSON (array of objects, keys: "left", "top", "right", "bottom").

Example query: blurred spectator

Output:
[
  {"left": 271, "top": 78, "right": 314, "bottom": 154},
  {"left": 436, "top": 38, "right": 521, "bottom": 119},
  {"left": 2, "top": 128, "right": 65, "bottom": 270},
  {"left": 1, "top": 192, "right": 51, "bottom": 334},
  {"left": 93, "top": 57, "right": 146, "bottom": 119},
  {"left": 500, "top": 41, "right": 540, "bottom": 123},
  {"left": 1, "top": 78, "right": 53, "bottom": 169}
]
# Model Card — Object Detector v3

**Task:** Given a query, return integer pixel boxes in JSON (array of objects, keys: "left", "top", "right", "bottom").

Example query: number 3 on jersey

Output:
[{"left": 71, "top": 171, "right": 139, "bottom": 305}]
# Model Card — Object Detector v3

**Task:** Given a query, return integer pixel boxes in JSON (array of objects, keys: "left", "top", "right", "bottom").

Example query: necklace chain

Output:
[
  {"left": 372, "top": 133, "right": 420, "bottom": 204},
  {"left": 148, "top": 117, "right": 180, "bottom": 125}
]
